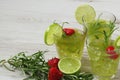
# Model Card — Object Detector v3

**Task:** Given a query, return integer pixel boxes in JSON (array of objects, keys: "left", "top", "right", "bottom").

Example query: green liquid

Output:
[
  {"left": 87, "top": 20, "right": 120, "bottom": 79},
  {"left": 88, "top": 46, "right": 119, "bottom": 77},
  {"left": 87, "top": 20, "right": 111, "bottom": 42},
  {"left": 55, "top": 29, "right": 86, "bottom": 60}
]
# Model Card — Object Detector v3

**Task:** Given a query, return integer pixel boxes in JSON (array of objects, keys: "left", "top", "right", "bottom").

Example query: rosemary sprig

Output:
[
  {"left": 62, "top": 72, "right": 93, "bottom": 80},
  {"left": 1, "top": 51, "right": 49, "bottom": 80},
  {"left": 0, "top": 51, "right": 93, "bottom": 80},
  {"left": 103, "top": 21, "right": 116, "bottom": 48},
  {"left": 82, "top": 16, "right": 88, "bottom": 34}
]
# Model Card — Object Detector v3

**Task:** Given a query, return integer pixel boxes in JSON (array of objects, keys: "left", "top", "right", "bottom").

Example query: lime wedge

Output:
[
  {"left": 75, "top": 4, "right": 96, "bottom": 24},
  {"left": 58, "top": 57, "right": 81, "bottom": 74},
  {"left": 115, "top": 36, "right": 120, "bottom": 48},
  {"left": 44, "top": 23, "right": 63, "bottom": 45}
]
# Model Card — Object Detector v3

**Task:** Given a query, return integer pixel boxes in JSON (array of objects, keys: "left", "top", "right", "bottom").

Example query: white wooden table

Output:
[{"left": 0, "top": 0, "right": 120, "bottom": 80}]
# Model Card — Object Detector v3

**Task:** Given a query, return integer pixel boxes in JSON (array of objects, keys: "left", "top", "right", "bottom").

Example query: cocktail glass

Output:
[
  {"left": 87, "top": 40, "right": 120, "bottom": 80},
  {"left": 54, "top": 23, "right": 86, "bottom": 60},
  {"left": 86, "top": 12, "right": 120, "bottom": 80}
]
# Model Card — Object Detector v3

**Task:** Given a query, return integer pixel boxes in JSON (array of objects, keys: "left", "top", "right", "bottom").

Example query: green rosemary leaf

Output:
[
  {"left": 6, "top": 51, "right": 49, "bottom": 80},
  {"left": 0, "top": 51, "right": 93, "bottom": 80},
  {"left": 62, "top": 72, "right": 93, "bottom": 80}
]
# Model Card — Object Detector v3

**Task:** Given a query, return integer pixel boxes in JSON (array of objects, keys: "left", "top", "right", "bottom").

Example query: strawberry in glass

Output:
[
  {"left": 86, "top": 12, "right": 120, "bottom": 80},
  {"left": 44, "top": 23, "right": 86, "bottom": 60},
  {"left": 55, "top": 27, "right": 86, "bottom": 60}
]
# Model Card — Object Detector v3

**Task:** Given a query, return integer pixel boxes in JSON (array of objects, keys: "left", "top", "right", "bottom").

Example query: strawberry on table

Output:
[
  {"left": 48, "top": 57, "right": 59, "bottom": 68},
  {"left": 48, "top": 67, "right": 63, "bottom": 80}
]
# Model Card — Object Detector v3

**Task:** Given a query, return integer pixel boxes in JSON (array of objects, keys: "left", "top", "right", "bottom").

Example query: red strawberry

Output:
[
  {"left": 63, "top": 28, "right": 75, "bottom": 36},
  {"left": 48, "top": 58, "right": 59, "bottom": 67},
  {"left": 109, "top": 53, "right": 119, "bottom": 60},
  {"left": 106, "top": 46, "right": 119, "bottom": 60},
  {"left": 106, "top": 46, "right": 114, "bottom": 54},
  {"left": 48, "top": 67, "right": 63, "bottom": 80}
]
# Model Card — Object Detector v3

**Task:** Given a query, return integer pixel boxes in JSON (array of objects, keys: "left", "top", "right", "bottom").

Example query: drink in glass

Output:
[
  {"left": 55, "top": 27, "right": 86, "bottom": 60},
  {"left": 86, "top": 12, "right": 120, "bottom": 80},
  {"left": 44, "top": 22, "right": 86, "bottom": 60}
]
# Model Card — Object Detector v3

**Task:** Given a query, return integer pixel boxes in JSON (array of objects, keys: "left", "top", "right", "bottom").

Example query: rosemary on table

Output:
[
  {"left": 0, "top": 51, "right": 93, "bottom": 80},
  {"left": 0, "top": 51, "right": 48, "bottom": 80}
]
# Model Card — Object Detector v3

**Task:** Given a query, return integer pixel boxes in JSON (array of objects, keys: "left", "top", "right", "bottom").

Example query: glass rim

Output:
[
  {"left": 87, "top": 46, "right": 120, "bottom": 56},
  {"left": 96, "top": 11, "right": 116, "bottom": 23}
]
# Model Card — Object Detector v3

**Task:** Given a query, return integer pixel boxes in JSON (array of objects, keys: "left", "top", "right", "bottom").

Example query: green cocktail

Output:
[
  {"left": 74, "top": 4, "right": 119, "bottom": 79},
  {"left": 87, "top": 44, "right": 120, "bottom": 80},
  {"left": 55, "top": 28, "right": 86, "bottom": 60},
  {"left": 87, "top": 12, "right": 120, "bottom": 80},
  {"left": 44, "top": 22, "right": 86, "bottom": 60}
]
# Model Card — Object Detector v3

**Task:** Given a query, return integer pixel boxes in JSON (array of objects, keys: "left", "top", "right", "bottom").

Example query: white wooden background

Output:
[{"left": 0, "top": 0, "right": 120, "bottom": 80}]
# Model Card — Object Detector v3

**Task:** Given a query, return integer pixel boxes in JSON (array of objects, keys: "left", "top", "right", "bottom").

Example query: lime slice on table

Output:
[
  {"left": 44, "top": 23, "right": 63, "bottom": 45},
  {"left": 58, "top": 57, "right": 81, "bottom": 74},
  {"left": 114, "top": 36, "right": 120, "bottom": 48},
  {"left": 75, "top": 4, "right": 96, "bottom": 24}
]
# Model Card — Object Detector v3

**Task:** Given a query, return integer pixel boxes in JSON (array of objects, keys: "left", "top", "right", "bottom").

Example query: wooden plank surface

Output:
[{"left": 0, "top": 0, "right": 120, "bottom": 80}]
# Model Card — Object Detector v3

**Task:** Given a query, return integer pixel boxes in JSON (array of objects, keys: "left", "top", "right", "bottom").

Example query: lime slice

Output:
[
  {"left": 44, "top": 23, "right": 63, "bottom": 45},
  {"left": 75, "top": 4, "right": 96, "bottom": 24},
  {"left": 58, "top": 57, "right": 81, "bottom": 74},
  {"left": 115, "top": 36, "right": 120, "bottom": 47}
]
